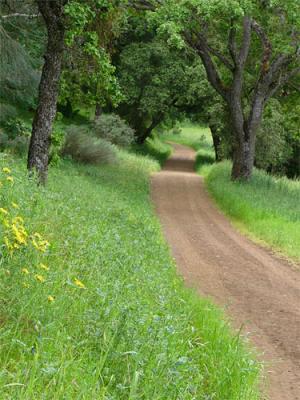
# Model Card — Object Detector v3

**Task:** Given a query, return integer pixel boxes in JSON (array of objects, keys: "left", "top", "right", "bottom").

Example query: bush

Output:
[
  {"left": 0, "top": 103, "right": 18, "bottom": 124},
  {"left": 93, "top": 113, "right": 135, "bottom": 147},
  {"left": 62, "top": 126, "right": 117, "bottom": 165},
  {"left": 49, "top": 128, "right": 65, "bottom": 165},
  {"left": 2, "top": 117, "right": 31, "bottom": 140}
]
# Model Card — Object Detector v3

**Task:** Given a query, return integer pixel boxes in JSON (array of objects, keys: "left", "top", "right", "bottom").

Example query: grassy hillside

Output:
[
  {"left": 165, "top": 124, "right": 300, "bottom": 262},
  {"left": 0, "top": 149, "right": 260, "bottom": 399}
]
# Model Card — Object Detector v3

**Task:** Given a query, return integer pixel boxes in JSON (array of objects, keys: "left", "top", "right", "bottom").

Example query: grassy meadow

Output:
[
  {"left": 0, "top": 147, "right": 261, "bottom": 399},
  {"left": 166, "top": 124, "right": 300, "bottom": 262}
]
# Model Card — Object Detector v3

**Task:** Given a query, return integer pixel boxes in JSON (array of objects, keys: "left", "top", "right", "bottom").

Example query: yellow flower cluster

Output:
[
  {"left": 0, "top": 168, "right": 49, "bottom": 255},
  {"left": 1, "top": 166, "right": 54, "bottom": 303}
]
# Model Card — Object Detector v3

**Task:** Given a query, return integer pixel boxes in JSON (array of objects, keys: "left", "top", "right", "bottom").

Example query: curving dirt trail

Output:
[{"left": 151, "top": 143, "right": 300, "bottom": 400}]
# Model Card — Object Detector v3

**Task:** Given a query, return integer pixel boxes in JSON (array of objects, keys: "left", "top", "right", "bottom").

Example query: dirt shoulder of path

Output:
[{"left": 151, "top": 143, "right": 300, "bottom": 400}]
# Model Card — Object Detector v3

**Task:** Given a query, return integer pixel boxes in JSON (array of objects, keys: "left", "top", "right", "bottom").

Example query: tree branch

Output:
[
  {"left": 206, "top": 44, "right": 234, "bottom": 71},
  {"left": 267, "top": 66, "right": 300, "bottom": 99},
  {"left": 184, "top": 31, "right": 229, "bottom": 100},
  {"left": 251, "top": 19, "right": 272, "bottom": 78},
  {"left": 0, "top": 13, "right": 40, "bottom": 19},
  {"left": 237, "top": 16, "right": 252, "bottom": 67},
  {"left": 228, "top": 20, "right": 238, "bottom": 65}
]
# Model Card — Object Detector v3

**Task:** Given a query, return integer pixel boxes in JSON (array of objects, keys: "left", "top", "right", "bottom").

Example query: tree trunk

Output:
[
  {"left": 27, "top": 1, "right": 67, "bottom": 184},
  {"left": 209, "top": 124, "right": 222, "bottom": 161},
  {"left": 135, "top": 114, "right": 164, "bottom": 145},
  {"left": 94, "top": 103, "right": 103, "bottom": 121},
  {"left": 231, "top": 134, "right": 255, "bottom": 180}
]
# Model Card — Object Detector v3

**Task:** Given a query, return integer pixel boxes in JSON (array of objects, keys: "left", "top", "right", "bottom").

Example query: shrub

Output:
[
  {"left": 2, "top": 117, "right": 31, "bottom": 140},
  {"left": 62, "top": 126, "right": 117, "bottom": 165},
  {"left": 93, "top": 113, "right": 135, "bottom": 147},
  {"left": 49, "top": 128, "right": 65, "bottom": 165},
  {"left": 0, "top": 103, "right": 18, "bottom": 124}
]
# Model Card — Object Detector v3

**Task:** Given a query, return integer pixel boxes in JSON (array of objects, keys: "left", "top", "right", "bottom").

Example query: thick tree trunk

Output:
[
  {"left": 231, "top": 134, "right": 255, "bottom": 180},
  {"left": 27, "top": 1, "right": 66, "bottom": 184}
]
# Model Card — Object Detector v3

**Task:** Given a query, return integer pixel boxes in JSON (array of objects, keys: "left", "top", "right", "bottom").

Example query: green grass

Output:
[
  {"left": 132, "top": 135, "right": 172, "bottom": 166},
  {"left": 166, "top": 123, "right": 300, "bottom": 262},
  {"left": 163, "top": 123, "right": 213, "bottom": 152},
  {"left": 0, "top": 150, "right": 261, "bottom": 399},
  {"left": 201, "top": 161, "right": 300, "bottom": 261}
]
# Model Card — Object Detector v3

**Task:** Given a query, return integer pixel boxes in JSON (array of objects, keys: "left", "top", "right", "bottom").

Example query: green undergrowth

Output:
[
  {"left": 200, "top": 161, "right": 300, "bottom": 261},
  {"left": 133, "top": 135, "right": 172, "bottom": 165},
  {"left": 0, "top": 149, "right": 260, "bottom": 399}
]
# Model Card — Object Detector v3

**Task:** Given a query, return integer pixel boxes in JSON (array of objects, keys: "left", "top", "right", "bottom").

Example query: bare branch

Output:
[{"left": 0, "top": 13, "right": 40, "bottom": 19}]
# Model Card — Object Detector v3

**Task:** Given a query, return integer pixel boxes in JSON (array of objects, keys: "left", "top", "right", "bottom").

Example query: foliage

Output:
[
  {"left": 0, "top": 118, "right": 31, "bottom": 156},
  {"left": 93, "top": 113, "right": 135, "bottom": 147},
  {"left": 62, "top": 125, "right": 117, "bottom": 164},
  {"left": 0, "top": 103, "right": 18, "bottom": 124},
  {"left": 0, "top": 5, "right": 43, "bottom": 108},
  {"left": 59, "top": 0, "right": 128, "bottom": 113},
  {"left": 0, "top": 152, "right": 261, "bottom": 399},
  {"left": 117, "top": 40, "right": 194, "bottom": 142},
  {"left": 1, "top": 118, "right": 31, "bottom": 140},
  {"left": 49, "top": 128, "right": 65, "bottom": 165}
]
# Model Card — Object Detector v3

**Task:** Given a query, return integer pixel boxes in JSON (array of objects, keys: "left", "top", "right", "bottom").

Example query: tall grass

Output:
[
  {"left": 0, "top": 150, "right": 260, "bottom": 399},
  {"left": 201, "top": 161, "right": 300, "bottom": 261}
]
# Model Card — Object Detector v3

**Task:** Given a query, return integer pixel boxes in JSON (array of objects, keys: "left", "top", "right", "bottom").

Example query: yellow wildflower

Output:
[
  {"left": 13, "top": 216, "right": 24, "bottom": 224},
  {"left": 4, "top": 236, "right": 11, "bottom": 249},
  {"left": 47, "top": 295, "right": 55, "bottom": 302},
  {"left": 2, "top": 167, "right": 11, "bottom": 173},
  {"left": 35, "top": 274, "right": 45, "bottom": 283},
  {"left": 22, "top": 282, "right": 30, "bottom": 288},
  {"left": 3, "top": 219, "right": 10, "bottom": 228},
  {"left": 13, "top": 243, "right": 20, "bottom": 249},
  {"left": 0, "top": 207, "right": 9, "bottom": 215},
  {"left": 12, "top": 224, "right": 27, "bottom": 245},
  {"left": 74, "top": 278, "right": 86, "bottom": 289},
  {"left": 12, "top": 202, "right": 19, "bottom": 209},
  {"left": 40, "top": 263, "right": 49, "bottom": 271},
  {"left": 6, "top": 176, "right": 14, "bottom": 183},
  {"left": 33, "top": 232, "right": 42, "bottom": 239},
  {"left": 21, "top": 268, "right": 29, "bottom": 275}
]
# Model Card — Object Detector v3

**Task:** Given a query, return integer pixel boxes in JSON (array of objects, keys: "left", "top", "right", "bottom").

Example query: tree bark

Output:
[
  {"left": 27, "top": 0, "right": 67, "bottom": 184},
  {"left": 209, "top": 124, "right": 222, "bottom": 162},
  {"left": 136, "top": 113, "right": 164, "bottom": 145},
  {"left": 94, "top": 103, "right": 103, "bottom": 121}
]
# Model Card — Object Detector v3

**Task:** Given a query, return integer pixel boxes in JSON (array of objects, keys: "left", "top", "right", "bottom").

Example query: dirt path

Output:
[{"left": 151, "top": 144, "right": 300, "bottom": 400}]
